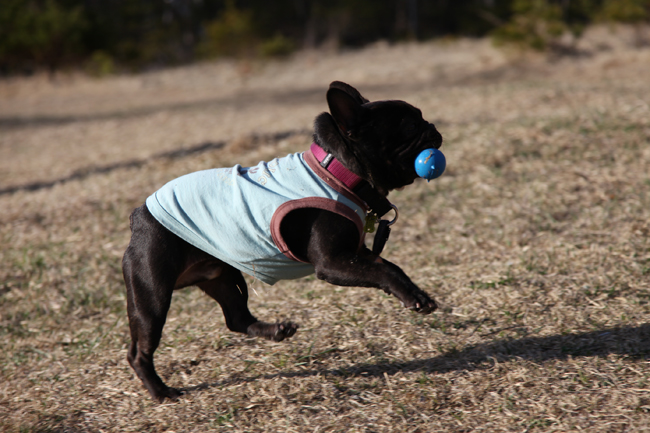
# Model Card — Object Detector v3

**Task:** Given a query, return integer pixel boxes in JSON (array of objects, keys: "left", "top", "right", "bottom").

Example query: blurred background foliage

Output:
[{"left": 1, "top": 0, "right": 649, "bottom": 75}]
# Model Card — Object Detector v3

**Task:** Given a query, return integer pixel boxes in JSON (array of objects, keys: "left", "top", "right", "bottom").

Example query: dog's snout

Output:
[{"left": 424, "top": 123, "right": 443, "bottom": 149}]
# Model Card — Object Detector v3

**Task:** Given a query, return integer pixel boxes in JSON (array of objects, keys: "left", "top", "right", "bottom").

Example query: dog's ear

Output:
[
  {"left": 328, "top": 81, "right": 369, "bottom": 105},
  {"left": 327, "top": 86, "right": 365, "bottom": 134}
]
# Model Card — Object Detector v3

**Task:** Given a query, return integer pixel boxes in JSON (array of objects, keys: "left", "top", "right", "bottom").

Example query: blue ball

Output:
[{"left": 415, "top": 148, "right": 446, "bottom": 181}]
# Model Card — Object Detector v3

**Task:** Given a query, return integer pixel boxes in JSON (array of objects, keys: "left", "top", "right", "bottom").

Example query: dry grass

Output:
[{"left": 1, "top": 26, "right": 650, "bottom": 432}]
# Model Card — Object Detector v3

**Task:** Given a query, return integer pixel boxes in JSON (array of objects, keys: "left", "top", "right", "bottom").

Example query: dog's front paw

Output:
[{"left": 404, "top": 291, "right": 437, "bottom": 315}]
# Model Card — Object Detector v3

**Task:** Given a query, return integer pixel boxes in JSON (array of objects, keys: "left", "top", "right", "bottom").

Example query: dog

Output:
[{"left": 122, "top": 81, "right": 443, "bottom": 402}]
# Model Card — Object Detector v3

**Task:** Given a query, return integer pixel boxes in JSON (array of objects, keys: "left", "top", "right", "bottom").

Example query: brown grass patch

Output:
[{"left": 1, "top": 26, "right": 650, "bottom": 432}]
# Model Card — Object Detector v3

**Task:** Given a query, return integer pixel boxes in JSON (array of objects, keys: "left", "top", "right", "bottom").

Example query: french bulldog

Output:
[{"left": 122, "top": 81, "right": 443, "bottom": 402}]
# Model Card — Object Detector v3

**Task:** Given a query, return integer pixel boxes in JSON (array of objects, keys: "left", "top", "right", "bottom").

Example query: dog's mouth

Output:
[
  {"left": 388, "top": 128, "right": 442, "bottom": 192},
  {"left": 396, "top": 123, "right": 442, "bottom": 157},
  {"left": 419, "top": 123, "right": 443, "bottom": 151},
  {"left": 366, "top": 122, "right": 443, "bottom": 195}
]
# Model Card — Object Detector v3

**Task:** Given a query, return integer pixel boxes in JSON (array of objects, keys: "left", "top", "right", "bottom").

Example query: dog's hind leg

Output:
[
  {"left": 123, "top": 250, "right": 181, "bottom": 402},
  {"left": 123, "top": 205, "right": 184, "bottom": 402},
  {"left": 197, "top": 266, "right": 298, "bottom": 342}
]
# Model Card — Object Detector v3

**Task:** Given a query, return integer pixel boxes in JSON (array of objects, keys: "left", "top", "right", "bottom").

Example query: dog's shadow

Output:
[{"left": 181, "top": 323, "right": 650, "bottom": 395}]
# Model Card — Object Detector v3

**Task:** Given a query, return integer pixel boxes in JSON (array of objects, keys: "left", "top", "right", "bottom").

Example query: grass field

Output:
[{"left": 1, "top": 26, "right": 650, "bottom": 432}]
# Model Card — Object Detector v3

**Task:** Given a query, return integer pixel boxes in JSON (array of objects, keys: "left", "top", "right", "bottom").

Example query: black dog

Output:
[{"left": 122, "top": 81, "right": 442, "bottom": 402}]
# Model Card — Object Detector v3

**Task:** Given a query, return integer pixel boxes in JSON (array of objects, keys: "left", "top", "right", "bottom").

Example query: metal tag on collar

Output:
[
  {"left": 364, "top": 212, "right": 379, "bottom": 233},
  {"left": 320, "top": 153, "right": 334, "bottom": 169}
]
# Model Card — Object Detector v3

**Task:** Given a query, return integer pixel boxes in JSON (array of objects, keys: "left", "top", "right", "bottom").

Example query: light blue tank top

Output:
[{"left": 146, "top": 151, "right": 367, "bottom": 285}]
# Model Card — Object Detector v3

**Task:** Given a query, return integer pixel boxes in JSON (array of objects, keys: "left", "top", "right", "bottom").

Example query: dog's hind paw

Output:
[
  {"left": 150, "top": 386, "right": 184, "bottom": 403},
  {"left": 247, "top": 321, "right": 299, "bottom": 341},
  {"left": 274, "top": 321, "right": 299, "bottom": 341}
]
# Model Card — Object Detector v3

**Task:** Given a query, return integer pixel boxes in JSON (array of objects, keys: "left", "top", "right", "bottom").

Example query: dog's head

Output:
[{"left": 314, "top": 81, "right": 443, "bottom": 196}]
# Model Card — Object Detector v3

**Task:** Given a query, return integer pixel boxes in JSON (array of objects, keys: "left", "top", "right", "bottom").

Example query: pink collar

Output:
[{"left": 310, "top": 143, "right": 362, "bottom": 189}]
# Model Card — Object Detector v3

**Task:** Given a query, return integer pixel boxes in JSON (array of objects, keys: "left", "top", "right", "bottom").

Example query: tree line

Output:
[{"left": 1, "top": 0, "right": 648, "bottom": 75}]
